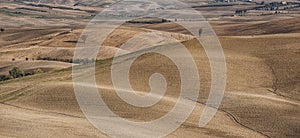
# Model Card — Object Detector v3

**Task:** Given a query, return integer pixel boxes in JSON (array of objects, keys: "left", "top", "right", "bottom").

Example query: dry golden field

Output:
[{"left": 0, "top": 0, "right": 299, "bottom": 138}]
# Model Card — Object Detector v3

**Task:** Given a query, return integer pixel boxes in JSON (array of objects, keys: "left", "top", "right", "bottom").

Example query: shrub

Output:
[
  {"left": 0, "top": 75, "right": 10, "bottom": 82},
  {"left": 25, "top": 72, "right": 33, "bottom": 76},
  {"left": 0, "top": 28, "right": 4, "bottom": 32},
  {"left": 33, "top": 68, "right": 44, "bottom": 74},
  {"left": 9, "top": 67, "right": 24, "bottom": 78},
  {"left": 81, "top": 35, "right": 87, "bottom": 43}
]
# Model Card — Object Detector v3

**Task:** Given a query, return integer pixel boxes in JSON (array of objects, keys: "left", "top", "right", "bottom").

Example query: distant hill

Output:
[{"left": 2, "top": 0, "right": 117, "bottom": 7}]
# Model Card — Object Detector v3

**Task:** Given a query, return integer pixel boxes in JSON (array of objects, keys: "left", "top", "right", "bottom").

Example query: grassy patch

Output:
[{"left": 0, "top": 9, "right": 34, "bottom": 17}]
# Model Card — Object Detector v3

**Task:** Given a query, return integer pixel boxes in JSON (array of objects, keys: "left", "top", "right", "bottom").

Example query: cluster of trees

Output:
[
  {"left": 37, "top": 56, "right": 74, "bottom": 63},
  {"left": 254, "top": 2, "right": 300, "bottom": 11},
  {"left": 127, "top": 17, "right": 171, "bottom": 24},
  {"left": 264, "top": 2, "right": 281, "bottom": 10},
  {"left": 37, "top": 56, "right": 96, "bottom": 64},
  {"left": 0, "top": 67, "right": 44, "bottom": 82},
  {"left": 235, "top": 9, "right": 248, "bottom": 16}
]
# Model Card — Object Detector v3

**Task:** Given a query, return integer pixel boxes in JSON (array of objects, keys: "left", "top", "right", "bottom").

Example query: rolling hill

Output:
[{"left": 0, "top": 33, "right": 299, "bottom": 137}]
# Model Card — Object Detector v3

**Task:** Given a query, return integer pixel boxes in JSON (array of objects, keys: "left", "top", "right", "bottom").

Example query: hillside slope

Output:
[{"left": 0, "top": 34, "right": 299, "bottom": 137}]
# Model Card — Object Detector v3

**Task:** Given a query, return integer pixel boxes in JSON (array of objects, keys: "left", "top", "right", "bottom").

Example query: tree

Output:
[
  {"left": 25, "top": 57, "right": 29, "bottom": 61},
  {"left": 0, "top": 28, "right": 4, "bottom": 32},
  {"left": 81, "top": 35, "right": 87, "bottom": 44},
  {"left": 12, "top": 58, "right": 15, "bottom": 61},
  {"left": 9, "top": 67, "right": 24, "bottom": 78},
  {"left": 199, "top": 28, "right": 203, "bottom": 36}
]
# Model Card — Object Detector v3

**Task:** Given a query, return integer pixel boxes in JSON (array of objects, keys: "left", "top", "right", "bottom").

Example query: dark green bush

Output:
[
  {"left": 0, "top": 75, "right": 10, "bottom": 81},
  {"left": 9, "top": 67, "right": 24, "bottom": 78}
]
